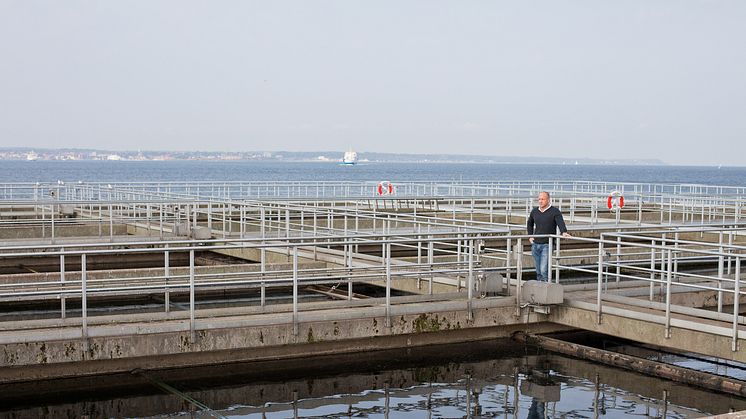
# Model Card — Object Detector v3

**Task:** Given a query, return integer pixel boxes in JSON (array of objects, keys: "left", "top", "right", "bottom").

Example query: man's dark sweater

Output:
[{"left": 527, "top": 206, "right": 568, "bottom": 244}]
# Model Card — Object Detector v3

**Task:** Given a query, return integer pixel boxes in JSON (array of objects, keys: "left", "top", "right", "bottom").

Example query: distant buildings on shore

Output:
[
  {"left": 0, "top": 149, "right": 287, "bottom": 162},
  {"left": 0, "top": 148, "right": 665, "bottom": 166}
]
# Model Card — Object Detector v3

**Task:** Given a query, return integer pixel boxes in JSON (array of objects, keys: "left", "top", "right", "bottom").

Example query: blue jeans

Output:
[{"left": 531, "top": 243, "right": 549, "bottom": 281}]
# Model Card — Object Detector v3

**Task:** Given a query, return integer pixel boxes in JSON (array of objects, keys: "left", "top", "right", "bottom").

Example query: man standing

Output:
[{"left": 527, "top": 191, "right": 571, "bottom": 281}]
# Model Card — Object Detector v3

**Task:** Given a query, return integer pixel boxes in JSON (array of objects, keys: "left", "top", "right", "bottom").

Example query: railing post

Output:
[
  {"left": 285, "top": 209, "right": 290, "bottom": 238},
  {"left": 505, "top": 238, "right": 512, "bottom": 294},
  {"left": 546, "top": 237, "right": 554, "bottom": 284},
  {"left": 240, "top": 204, "right": 245, "bottom": 238},
  {"left": 260, "top": 206, "right": 266, "bottom": 239},
  {"left": 515, "top": 238, "right": 523, "bottom": 317},
  {"left": 385, "top": 241, "right": 391, "bottom": 328},
  {"left": 615, "top": 236, "right": 622, "bottom": 284},
  {"left": 467, "top": 239, "right": 473, "bottom": 321},
  {"left": 733, "top": 257, "right": 741, "bottom": 352},
  {"left": 728, "top": 231, "right": 734, "bottom": 276},
  {"left": 81, "top": 253, "right": 87, "bottom": 340},
  {"left": 718, "top": 231, "right": 724, "bottom": 313},
  {"left": 159, "top": 202, "right": 164, "bottom": 239},
  {"left": 649, "top": 240, "right": 656, "bottom": 302},
  {"left": 51, "top": 203, "right": 55, "bottom": 244},
  {"left": 417, "top": 229, "right": 422, "bottom": 290},
  {"left": 665, "top": 249, "right": 673, "bottom": 339},
  {"left": 109, "top": 203, "right": 114, "bottom": 242},
  {"left": 261, "top": 246, "right": 266, "bottom": 307},
  {"left": 554, "top": 235, "right": 561, "bottom": 283},
  {"left": 597, "top": 240, "right": 603, "bottom": 324},
  {"left": 660, "top": 233, "right": 668, "bottom": 296},
  {"left": 60, "top": 252, "right": 66, "bottom": 319},
  {"left": 223, "top": 202, "right": 228, "bottom": 238},
  {"left": 428, "top": 233, "right": 434, "bottom": 295},
  {"left": 457, "top": 233, "right": 462, "bottom": 291},
  {"left": 293, "top": 245, "right": 299, "bottom": 336},
  {"left": 164, "top": 245, "right": 170, "bottom": 313},
  {"left": 313, "top": 210, "right": 318, "bottom": 260},
  {"left": 189, "top": 249, "right": 195, "bottom": 342},
  {"left": 673, "top": 231, "right": 680, "bottom": 281},
  {"left": 347, "top": 243, "right": 353, "bottom": 300},
  {"left": 638, "top": 197, "right": 643, "bottom": 225}
]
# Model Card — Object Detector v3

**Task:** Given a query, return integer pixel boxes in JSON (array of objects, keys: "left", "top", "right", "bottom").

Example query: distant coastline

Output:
[{"left": 0, "top": 147, "right": 665, "bottom": 166}]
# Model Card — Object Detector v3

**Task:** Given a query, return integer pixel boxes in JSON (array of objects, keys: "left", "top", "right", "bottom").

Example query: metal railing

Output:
[
  {"left": 2, "top": 180, "right": 746, "bottom": 355},
  {"left": 548, "top": 230, "right": 746, "bottom": 351},
  {"left": 1, "top": 227, "right": 744, "bottom": 350}
]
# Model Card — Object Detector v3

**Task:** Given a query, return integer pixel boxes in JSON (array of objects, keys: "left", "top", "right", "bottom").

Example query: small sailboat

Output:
[{"left": 341, "top": 149, "right": 358, "bottom": 165}]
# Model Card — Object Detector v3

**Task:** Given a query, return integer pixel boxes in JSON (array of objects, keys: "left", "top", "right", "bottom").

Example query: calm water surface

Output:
[
  {"left": 0, "top": 160, "right": 745, "bottom": 186},
  {"left": 1, "top": 339, "right": 742, "bottom": 418}
]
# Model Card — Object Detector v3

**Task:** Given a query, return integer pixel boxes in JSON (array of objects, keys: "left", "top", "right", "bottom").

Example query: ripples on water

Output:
[{"left": 1, "top": 160, "right": 745, "bottom": 185}]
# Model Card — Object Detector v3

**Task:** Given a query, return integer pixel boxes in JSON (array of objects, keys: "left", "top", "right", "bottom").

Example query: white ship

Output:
[
  {"left": 26, "top": 151, "right": 38, "bottom": 161},
  {"left": 341, "top": 149, "right": 358, "bottom": 165}
]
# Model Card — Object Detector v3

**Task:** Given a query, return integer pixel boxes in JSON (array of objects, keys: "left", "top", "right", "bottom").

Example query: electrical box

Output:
[{"left": 521, "top": 280, "right": 563, "bottom": 305}]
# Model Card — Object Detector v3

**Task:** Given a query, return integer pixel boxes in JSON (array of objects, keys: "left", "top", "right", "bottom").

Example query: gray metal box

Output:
[
  {"left": 174, "top": 223, "right": 191, "bottom": 236},
  {"left": 58, "top": 204, "right": 76, "bottom": 217},
  {"left": 191, "top": 226, "right": 212, "bottom": 240},
  {"left": 521, "top": 280, "right": 563, "bottom": 305},
  {"left": 476, "top": 271, "right": 504, "bottom": 295}
]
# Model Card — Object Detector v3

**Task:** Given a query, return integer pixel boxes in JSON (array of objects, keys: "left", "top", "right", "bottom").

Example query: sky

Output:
[{"left": 0, "top": 1, "right": 745, "bottom": 166}]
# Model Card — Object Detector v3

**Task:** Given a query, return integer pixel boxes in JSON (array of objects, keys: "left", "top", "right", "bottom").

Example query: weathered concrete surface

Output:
[{"left": 0, "top": 298, "right": 570, "bottom": 383}]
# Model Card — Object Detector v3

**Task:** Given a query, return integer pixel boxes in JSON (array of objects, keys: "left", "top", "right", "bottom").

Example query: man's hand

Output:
[
  {"left": 529, "top": 237, "right": 534, "bottom": 244},
  {"left": 562, "top": 232, "right": 571, "bottom": 238}
]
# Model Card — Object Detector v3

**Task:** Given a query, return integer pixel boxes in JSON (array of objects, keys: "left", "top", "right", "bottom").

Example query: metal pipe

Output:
[
  {"left": 189, "top": 249, "right": 195, "bottom": 342},
  {"left": 467, "top": 239, "right": 473, "bottom": 321},
  {"left": 165, "top": 246, "right": 170, "bottom": 313},
  {"left": 665, "top": 249, "right": 673, "bottom": 339},
  {"left": 293, "top": 245, "right": 298, "bottom": 336},
  {"left": 734, "top": 257, "right": 741, "bottom": 352},
  {"left": 597, "top": 240, "right": 603, "bottom": 324},
  {"left": 60, "top": 252, "right": 66, "bottom": 319},
  {"left": 81, "top": 253, "right": 87, "bottom": 340},
  {"left": 385, "top": 242, "right": 391, "bottom": 327}
]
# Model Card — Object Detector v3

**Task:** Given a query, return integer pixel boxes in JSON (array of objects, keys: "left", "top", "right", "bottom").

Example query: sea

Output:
[
  {"left": 1, "top": 160, "right": 745, "bottom": 418},
  {"left": 0, "top": 160, "right": 744, "bottom": 186}
]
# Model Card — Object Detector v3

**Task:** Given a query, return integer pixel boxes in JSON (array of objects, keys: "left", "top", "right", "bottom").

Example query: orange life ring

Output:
[
  {"left": 377, "top": 181, "right": 394, "bottom": 196},
  {"left": 607, "top": 191, "right": 624, "bottom": 209}
]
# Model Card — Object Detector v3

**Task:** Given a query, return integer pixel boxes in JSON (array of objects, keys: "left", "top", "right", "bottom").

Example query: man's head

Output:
[{"left": 537, "top": 191, "right": 550, "bottom": 209}]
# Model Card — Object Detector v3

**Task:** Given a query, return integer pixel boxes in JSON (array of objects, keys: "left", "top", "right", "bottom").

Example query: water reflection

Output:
[{"left": 0, "top": 339, "right": 744, "bottom": 418}]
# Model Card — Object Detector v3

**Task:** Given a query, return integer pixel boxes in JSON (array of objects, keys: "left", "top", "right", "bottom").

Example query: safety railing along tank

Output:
[
  {"left": 544, "top": 232, "right": 746, "bottom": 352},
  {"left": 0, "top": 233, "right": 516, "bottom": 344}
]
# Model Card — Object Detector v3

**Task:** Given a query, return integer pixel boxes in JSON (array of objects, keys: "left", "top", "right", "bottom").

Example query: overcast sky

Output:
[{"left": 1, "top": 1, "right": 744, "bottom": 165}]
